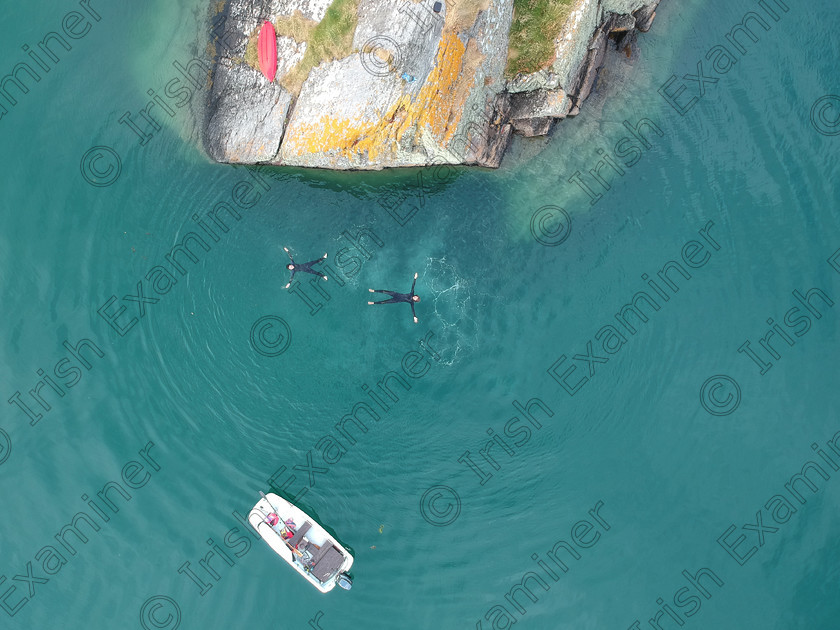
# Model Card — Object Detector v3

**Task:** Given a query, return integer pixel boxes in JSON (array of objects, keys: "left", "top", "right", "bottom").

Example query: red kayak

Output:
[{"left": 257, "top": 21, "right": 277, "bottom": 82}]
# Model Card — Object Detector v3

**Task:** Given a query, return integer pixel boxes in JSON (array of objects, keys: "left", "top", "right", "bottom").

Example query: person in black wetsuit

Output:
[
  {"left": 368, "top": 272, "right": 421, "bottom": 323},
  {"left": 284, "top": 247, "right": 328, "bottom": 289}
]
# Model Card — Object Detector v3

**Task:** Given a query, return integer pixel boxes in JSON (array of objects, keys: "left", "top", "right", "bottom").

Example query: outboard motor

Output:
[{"left": 337, "top": 573, "right": 353, "bottom": 590}]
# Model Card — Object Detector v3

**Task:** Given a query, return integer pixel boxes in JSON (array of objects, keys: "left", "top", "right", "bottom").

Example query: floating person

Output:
[
  {"left": 284, "top": 247, "right": 328, "bottom": 289},
  {"left": 368, "top": 272, "right": 421, "bottom": 323}
]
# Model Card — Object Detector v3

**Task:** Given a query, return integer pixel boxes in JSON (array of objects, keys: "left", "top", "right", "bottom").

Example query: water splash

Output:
[{"left": 421, "top": 256, "right": 479, "bottom": 366}]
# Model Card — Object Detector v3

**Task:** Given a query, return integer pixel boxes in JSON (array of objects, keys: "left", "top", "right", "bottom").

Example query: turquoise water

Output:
[{"left": 1, "top": 0, "right": 839, "bottom": 628}]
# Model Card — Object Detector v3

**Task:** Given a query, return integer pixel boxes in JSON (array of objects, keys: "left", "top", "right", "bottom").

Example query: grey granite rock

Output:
[
  {"left": 206, "top": 61, "right": 292, "bottom": 163},
  {"left": 508, "top": 89, "right": 571, "bottom": 120},
  {"left": 633, "top": 3, "right": 658, "bottom": 31}
]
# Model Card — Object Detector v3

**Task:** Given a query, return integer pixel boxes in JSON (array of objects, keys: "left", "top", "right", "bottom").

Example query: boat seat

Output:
[
  {"left": 310, "top": 545, "right": 345, "bottom": 582},
  {"left": 287, "top": 521, "right": 311, "bottom": 547}
]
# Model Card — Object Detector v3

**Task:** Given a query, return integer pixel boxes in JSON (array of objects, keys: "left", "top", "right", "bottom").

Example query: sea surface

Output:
[{"left": 1, "top": 0, "right": 838, "bottom": 628}]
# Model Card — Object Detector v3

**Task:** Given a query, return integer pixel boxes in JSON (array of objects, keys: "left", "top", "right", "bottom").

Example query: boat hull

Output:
[
  {"left": 248, "top": 493, "right": 353, "bottom": 593},
  {"left": 257, "top": 21, "right": 277, "bottom": 82}
]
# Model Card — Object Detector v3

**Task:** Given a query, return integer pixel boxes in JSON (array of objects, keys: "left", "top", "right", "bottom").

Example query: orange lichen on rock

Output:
[
  {"left": 415, "top": 32, "right": 469, "bottom": 142},
  {"left": 285, "top": 31, "right": 477, "bottom": 162}
]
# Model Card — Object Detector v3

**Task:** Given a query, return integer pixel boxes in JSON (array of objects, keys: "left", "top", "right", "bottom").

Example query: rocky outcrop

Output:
[
  {"left": 204, "top": 0, "right": 662, "bottom": 169},
  {"left": 205, "top": 62, "right": 292, "bottom": 162}
]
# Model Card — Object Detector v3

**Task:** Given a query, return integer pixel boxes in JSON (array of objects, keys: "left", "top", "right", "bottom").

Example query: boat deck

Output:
[{"left": 276, "top": 519, "right": 346, "bottom": 583}]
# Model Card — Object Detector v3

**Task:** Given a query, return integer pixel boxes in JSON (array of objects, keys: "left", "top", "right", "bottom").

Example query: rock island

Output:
[{"left": 204, "top": 0, "right": 662, "bottom": 169}]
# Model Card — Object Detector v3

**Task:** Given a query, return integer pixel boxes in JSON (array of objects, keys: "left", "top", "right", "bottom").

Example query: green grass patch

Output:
[
  {"left": 245, "top": 31, "right": 259, "bottom": 69},
  {"left": 282, "top": 0, "right": 359, "bottom": 94},
  {"left": 242, "top": 0, "right": 359, "bottom": 95},
  {"left": 505, "top": 0, "right": 574, "bottom": 77}
]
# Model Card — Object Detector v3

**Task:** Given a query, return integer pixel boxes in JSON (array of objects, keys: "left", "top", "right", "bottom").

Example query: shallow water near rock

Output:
[{"left": 0, "top": 0, "right": 838, "bottom": 628}]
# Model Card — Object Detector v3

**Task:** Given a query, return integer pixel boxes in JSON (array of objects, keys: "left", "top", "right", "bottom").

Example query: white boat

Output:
[{"left": 248, "top": 492, "right": 354, "bottom": 593}]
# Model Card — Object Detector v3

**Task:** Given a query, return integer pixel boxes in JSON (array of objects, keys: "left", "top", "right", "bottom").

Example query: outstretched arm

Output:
[
  {"left": 284, "top": 246, "right": 294, "bottom": 263},
  {"left": 410, "top": 272, "right": 417, "bottom": 295},
  {"left": 284, "top": 268, "right": 295, "bottom": 289},
  {"left": 410, "top": 300, "right": 418, "bottom": 323}
]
